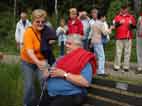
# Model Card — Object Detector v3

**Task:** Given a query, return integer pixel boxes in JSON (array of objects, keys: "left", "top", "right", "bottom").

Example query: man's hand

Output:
[
  {"left": 129, "top": 20, "right": 132, "bottom": 24},
  {"left": 120, "top": 19, "right": 125, "bottom": 24},
  {"left": 50, "top": 67, "right": 66, "bottom": 78},
  {"left": 16, "top": 42, "right": 20, "bottom": 49}
]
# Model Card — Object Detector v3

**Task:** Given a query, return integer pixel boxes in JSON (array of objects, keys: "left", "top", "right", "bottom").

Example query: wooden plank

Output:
[
  {"left": 92, "top": 78, "right": 142, "bottom": 94},
  {"left": 85, "top": 96, "right": 121, "bottom": 106},
  {"left": 88, "top": 87, "right": 142, "bottom": 106},
  {"left": 87, "top": 94, "right": 128, "bottom": 106}
]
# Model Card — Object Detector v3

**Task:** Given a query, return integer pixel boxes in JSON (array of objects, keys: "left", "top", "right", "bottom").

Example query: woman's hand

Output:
[
  {"left": 50, "top": 67, "right": 66, "bottom": 78},
  {"left": 27, "top": 49, "right": 48, "bottom": 70},
  {"left": 36, "top": 60, "right": 48, "bottom": 71},
  {"left": 43, "top": 69, "right": 50, "bottom": 78}
]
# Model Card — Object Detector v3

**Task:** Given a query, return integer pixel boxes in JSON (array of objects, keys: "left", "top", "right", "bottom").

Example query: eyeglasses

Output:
[
  {"left": 35, "top": 20, "right": 45, "bottom": 24},
  {"left": 65, "top": 41, "right": 72, "bottom": 45}
]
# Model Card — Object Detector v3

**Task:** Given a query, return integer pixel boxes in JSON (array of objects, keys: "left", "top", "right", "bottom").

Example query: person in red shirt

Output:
[
  {"left": 67, "top": 8, "right": 84, "bottom": 36},
  {"left": 113, "top": 5, "right": 136, "bottom": 72}
]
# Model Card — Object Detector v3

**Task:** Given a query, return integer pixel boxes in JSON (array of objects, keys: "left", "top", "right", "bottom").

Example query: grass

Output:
[{"left": 0, "top": 63, "right": 23, "bottom": 106}]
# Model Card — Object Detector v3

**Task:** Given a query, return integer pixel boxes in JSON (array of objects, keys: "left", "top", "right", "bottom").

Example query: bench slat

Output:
[
  {"left": 92, "top": 78, "right": 142, "bottom": 94},
  {"left": 89, "top": 87, "right": 142, "bottom": 106}
]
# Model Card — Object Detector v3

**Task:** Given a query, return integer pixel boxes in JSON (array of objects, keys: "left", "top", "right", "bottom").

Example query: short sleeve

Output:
[
  {"left": 81, "top": 63, "right": 93, "bottom": 84},
  {"left": 23, "top": 28, "right": 34, "bottom": 49}
]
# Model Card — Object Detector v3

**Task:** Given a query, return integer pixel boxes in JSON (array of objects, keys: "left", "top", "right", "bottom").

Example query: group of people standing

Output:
[
  {"left": 56, "top": 7, "right": 111, "bottom": 76},
  {"left": 15, "top": 4, "right": 142, "bottom": 106}
]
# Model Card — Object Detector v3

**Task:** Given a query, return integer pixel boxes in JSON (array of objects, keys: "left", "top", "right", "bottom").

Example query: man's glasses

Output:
[{"left": 65, "top": 41, "right": 72, "bottom": 45}]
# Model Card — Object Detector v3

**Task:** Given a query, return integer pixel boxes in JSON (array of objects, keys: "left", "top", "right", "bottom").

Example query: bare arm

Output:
[
  {"left": 50, "top": 64, "right": 92, "bottom": 87},
  {"left": 27, "top": 49, "right": 47, "bottom": 70},
  {"left": 66, "top": 73, "right": 90, "bottom": 87}
]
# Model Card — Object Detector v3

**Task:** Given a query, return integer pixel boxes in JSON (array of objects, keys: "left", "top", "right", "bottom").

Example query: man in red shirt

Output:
[
  {"left": 67, "top": 8, "right": 84, "bottom": 36},
  {"left": 113, "top": 5, "right": 136, "bottom": 72}
]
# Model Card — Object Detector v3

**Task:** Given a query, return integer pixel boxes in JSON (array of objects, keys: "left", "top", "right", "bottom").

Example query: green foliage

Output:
[
  {"left": 107, "top": 0, "right": 131, "bottom": 24},
  {"left": 0, "top": 4, "right": 18, "bottom": 54},
  {"left": 0, "top": 63, "right": 23, "bottom": 106}
]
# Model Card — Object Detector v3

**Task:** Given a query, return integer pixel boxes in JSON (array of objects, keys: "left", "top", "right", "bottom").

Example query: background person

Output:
[
  {"left": 136, "top": 13, "right": 142, "bottom": 72},
  {"left": 67, "top": 8, "right": 84, "bottom": 36},
  {"left": 113, "top": 5, "right": 136, "bottom": 72},
  {"left": 15, "top": 12, "right": 31, "bottom": 49},
  {"left": 41, "top": 34, "right": 97, "bottom": 106},
  {"left": 56, "top": 18, "right": 68, "bottom": 56},
  {"left": 90, "top": 12, "right": 110, "bottom": 76},
  {"left": 88, "top": 8, "right": 98, "bottom": 52},
  {"left": 79, "top": 11, "right": 90, "bottom": 50},
  {"left": 20, "top": 9, "right": 49, "bottom": 106}
]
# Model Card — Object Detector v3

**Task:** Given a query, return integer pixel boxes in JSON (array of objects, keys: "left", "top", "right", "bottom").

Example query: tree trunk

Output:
[
  {"left": 133, "top": 0, "right": 141, "bottom": 15},
  {"left": 13, "top": 0, "right": 16, "bottom": 27}
]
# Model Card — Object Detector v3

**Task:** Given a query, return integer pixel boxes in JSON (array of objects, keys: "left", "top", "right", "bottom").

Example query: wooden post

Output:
[
  {"left": 13, "top": 0, "right": 16, "bottom": 28},
  {"left": 55, "top": 0, "right": 58, "bottom": 27}
]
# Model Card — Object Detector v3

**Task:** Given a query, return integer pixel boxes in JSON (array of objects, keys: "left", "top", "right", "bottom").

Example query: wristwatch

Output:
[{"left": 64, "top": 72, "right": 68, "bottom": 79}]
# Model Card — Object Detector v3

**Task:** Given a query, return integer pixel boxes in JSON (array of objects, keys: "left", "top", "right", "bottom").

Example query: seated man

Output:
[{"left": 42, "top": 34, "right": 97, "bottom": 106}]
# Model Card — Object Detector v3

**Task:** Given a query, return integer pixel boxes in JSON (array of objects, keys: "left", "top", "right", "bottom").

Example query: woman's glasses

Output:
[{"left": 35, "top": 20, "right": 45, "bottom": 24}]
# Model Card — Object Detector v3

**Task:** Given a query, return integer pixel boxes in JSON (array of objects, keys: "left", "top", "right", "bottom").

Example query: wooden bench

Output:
[{"left": 83, "top": 77, "right": 142, "bottom": 106}]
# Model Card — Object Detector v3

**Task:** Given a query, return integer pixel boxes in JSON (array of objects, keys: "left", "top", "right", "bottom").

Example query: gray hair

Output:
[{"left": 67, "top": 34, "right": 83, "bottom": 46}]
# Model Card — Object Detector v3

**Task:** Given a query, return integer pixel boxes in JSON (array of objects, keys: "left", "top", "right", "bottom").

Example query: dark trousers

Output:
[
  {"left": 60, "top": 41, "right": 64, "bottom": 56},
  {"left": 39, "top": 92, "right": 86, "bottom": 106}
]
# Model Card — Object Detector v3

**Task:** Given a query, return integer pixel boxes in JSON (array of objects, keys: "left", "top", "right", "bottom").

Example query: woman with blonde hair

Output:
[
  {"left": 21, "top": 9, "right": 49, "bottom": 106},
  {"left": 67, "top": 8, "right": 84, "bottom": 36}
]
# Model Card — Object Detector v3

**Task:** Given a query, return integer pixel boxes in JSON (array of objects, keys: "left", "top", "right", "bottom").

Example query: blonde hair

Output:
[
  {"left": 32, "top": 9, "right": 47, "bottom": 21},
  {"left": 69, "top": 8, "right": 77, "bottom": 14}
]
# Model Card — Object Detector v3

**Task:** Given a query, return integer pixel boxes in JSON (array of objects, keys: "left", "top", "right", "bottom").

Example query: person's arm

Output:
[
  {"left": 26, "top": 49, "right": 47, "bottom": 71},
  {"left": 129, "top": 15, "right": 136, "bottom": 29},
  {"left": 27, "top": 49, "right": 40, "bottom": 64},
  {"left": 15, "top": 23, "right": 20, "bottom": 48},
  {"left": 50, "top": 63, "right": 93, "bottom": 87},
  {"left": 24, "top": 29, "right": 47, "bottom": 70},
  {"left": 113, "top": 16, "right": 122, "bottom": 28},
  {"left": 79, "top": 20, "right": 84, "bottom": 36},
  {"left": 136, "top": 16, "right": 141, "bottom": 36},
  {"left": 56, "top": 27, "right": 60, "bottom": 37}
]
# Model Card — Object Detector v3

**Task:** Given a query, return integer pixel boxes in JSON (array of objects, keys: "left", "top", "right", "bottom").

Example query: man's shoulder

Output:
[{"left": 16, "top": 20, "right": 22, "bottom": 26}]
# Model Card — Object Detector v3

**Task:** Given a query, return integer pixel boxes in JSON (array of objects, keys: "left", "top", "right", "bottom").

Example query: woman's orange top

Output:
[{"left": 21, "top": 27, "right": 45, "bottom": 64}]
